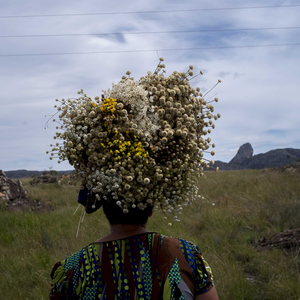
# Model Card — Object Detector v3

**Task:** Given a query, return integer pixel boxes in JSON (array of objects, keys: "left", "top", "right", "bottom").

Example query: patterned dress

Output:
[{"left": 50, "top": 233, "right": 214, "bottom": 299}]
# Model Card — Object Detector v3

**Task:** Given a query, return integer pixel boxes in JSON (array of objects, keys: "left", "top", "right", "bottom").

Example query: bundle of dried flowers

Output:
[{"left": 47, "top": 59, "right": 221, "bottom": 222}]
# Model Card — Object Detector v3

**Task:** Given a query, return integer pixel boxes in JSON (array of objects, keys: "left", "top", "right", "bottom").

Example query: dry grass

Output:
[{"left": 1, "top": 169, "right": 300, "bottom": 299}]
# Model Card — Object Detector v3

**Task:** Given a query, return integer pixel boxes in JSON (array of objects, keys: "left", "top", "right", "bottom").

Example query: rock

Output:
[
  {"left": 0, "top": 170, "right": 55, "bottom": 212},
  {"left": 262, "top": 163, "right": 300, "bottom": 174},
  {"left": 30, "top": 174, "right": 57, "bottom": 185},
  {"left": 254, "top": 228, "right": 300, "bottom": 250},
  {"left": 0, "top": 170, "right": 28, "bottom": 204},
  {"left": 38, "top": 174, "right": 57, "bottom": 184},
  {"left": 229, "top": 143, "right": 254, "bottom": 165},
  {"left": 285, "top": 167, "right": 296, "bottom": 173}
]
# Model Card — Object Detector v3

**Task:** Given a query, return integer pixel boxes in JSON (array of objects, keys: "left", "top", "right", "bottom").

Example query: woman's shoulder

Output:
[
  {"left": 156, "top": 234, "right": 215, "bottom": 294},
  {"left": 158, "top": 234, "right": 201, "bottom": 253}
]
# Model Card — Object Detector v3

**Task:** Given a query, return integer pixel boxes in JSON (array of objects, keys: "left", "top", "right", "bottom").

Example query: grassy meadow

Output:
[{"left": 1, "top": 169, "right": 300, "bottom": 299}]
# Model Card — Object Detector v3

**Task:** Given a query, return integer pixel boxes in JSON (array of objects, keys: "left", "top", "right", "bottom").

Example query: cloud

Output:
[
  {"left": 0, "top": 0, "right": 299, "bottom": 170},
  {"left": 218, "top": 71, "right": 230, "bottom": 78},
  {"left": 266, "top": 129, "right": 288, "bottom": 136}
]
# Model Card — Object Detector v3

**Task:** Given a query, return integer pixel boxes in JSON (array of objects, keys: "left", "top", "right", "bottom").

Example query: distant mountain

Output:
[
  {"left": 214, "top": 143, "right": 300, "bottom": 171},
  {"left": 3, "top": 169, "right": 73, "bottom": 179}
]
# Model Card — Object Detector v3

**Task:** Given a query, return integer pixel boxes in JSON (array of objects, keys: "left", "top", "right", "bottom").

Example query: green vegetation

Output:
[{"left": 1, "top": 169, "right": 300, "bottom": 299}]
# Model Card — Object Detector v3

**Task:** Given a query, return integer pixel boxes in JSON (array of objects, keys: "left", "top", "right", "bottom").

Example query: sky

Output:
[{"left": 1, "top": 0, "right": 300, "bottom": 171}]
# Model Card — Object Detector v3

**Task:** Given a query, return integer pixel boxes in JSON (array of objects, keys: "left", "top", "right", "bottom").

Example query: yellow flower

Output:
[{"left": 99, "top": 97, "right": 118, "bottom": 115}]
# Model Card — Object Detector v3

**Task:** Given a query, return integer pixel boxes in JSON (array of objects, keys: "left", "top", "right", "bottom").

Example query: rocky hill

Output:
[{"left": 214, "top": 143, "right": 300, "bottom": 170}]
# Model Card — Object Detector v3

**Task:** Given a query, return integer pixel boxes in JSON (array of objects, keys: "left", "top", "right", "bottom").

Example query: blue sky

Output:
[{"left": 1, "top": 0, "right": 300, "bottom": 171}]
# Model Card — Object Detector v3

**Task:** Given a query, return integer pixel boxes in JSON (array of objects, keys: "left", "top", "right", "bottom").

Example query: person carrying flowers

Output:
[{"left": 49, "top": 59, "right": 220, "bottom": 300}]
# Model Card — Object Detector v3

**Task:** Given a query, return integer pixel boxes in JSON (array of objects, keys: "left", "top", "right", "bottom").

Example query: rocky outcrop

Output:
[
  {"left": 0, "top": 170, "right": 52, "bottom": 211},
  {"left": 213, "top": 143, "right": 300, "bottom": 171},
  {"left": 0, "top": 170, "right": 28, "bottom": 205},
  {"left": 30, "top": 174, "right": 57, "bottom": 185},
  {"left": 229, "top": 143, "right": 253, "bottom": 165}
]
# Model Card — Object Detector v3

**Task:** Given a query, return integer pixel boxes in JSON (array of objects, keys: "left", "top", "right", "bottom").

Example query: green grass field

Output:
[{"left": 1, "top": 169, "right": 300, "bottom": 299}]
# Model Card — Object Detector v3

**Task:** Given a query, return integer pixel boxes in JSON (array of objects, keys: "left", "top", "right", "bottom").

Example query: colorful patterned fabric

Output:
[{"left": 50, "top": 233, "right": 214, "bottom": 299}]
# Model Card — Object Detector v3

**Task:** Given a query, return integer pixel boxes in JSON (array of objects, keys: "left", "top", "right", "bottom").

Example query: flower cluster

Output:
[{"left": 47, "top": 59, "right": 221, "bottom": 221}]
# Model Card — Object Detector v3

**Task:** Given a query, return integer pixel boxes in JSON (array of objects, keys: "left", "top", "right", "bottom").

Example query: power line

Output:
[
  {"left": 0, "top": 43, "right": 299, "bottom": 57},
  {"left": 1, "top": 26, "right": 299, "bottom": 39},
  {"left": 0, "top": 5, "right": 299, "bottom": 19}
]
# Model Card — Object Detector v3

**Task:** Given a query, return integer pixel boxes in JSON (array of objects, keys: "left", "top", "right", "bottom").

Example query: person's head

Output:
[{"left": 102, "top": 199, "right": 153, "bottom": 225}]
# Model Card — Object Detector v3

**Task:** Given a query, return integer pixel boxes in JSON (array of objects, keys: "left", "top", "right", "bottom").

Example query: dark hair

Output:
[{"left": 102, "top": 200, "right": 153, "bottom": 225}]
